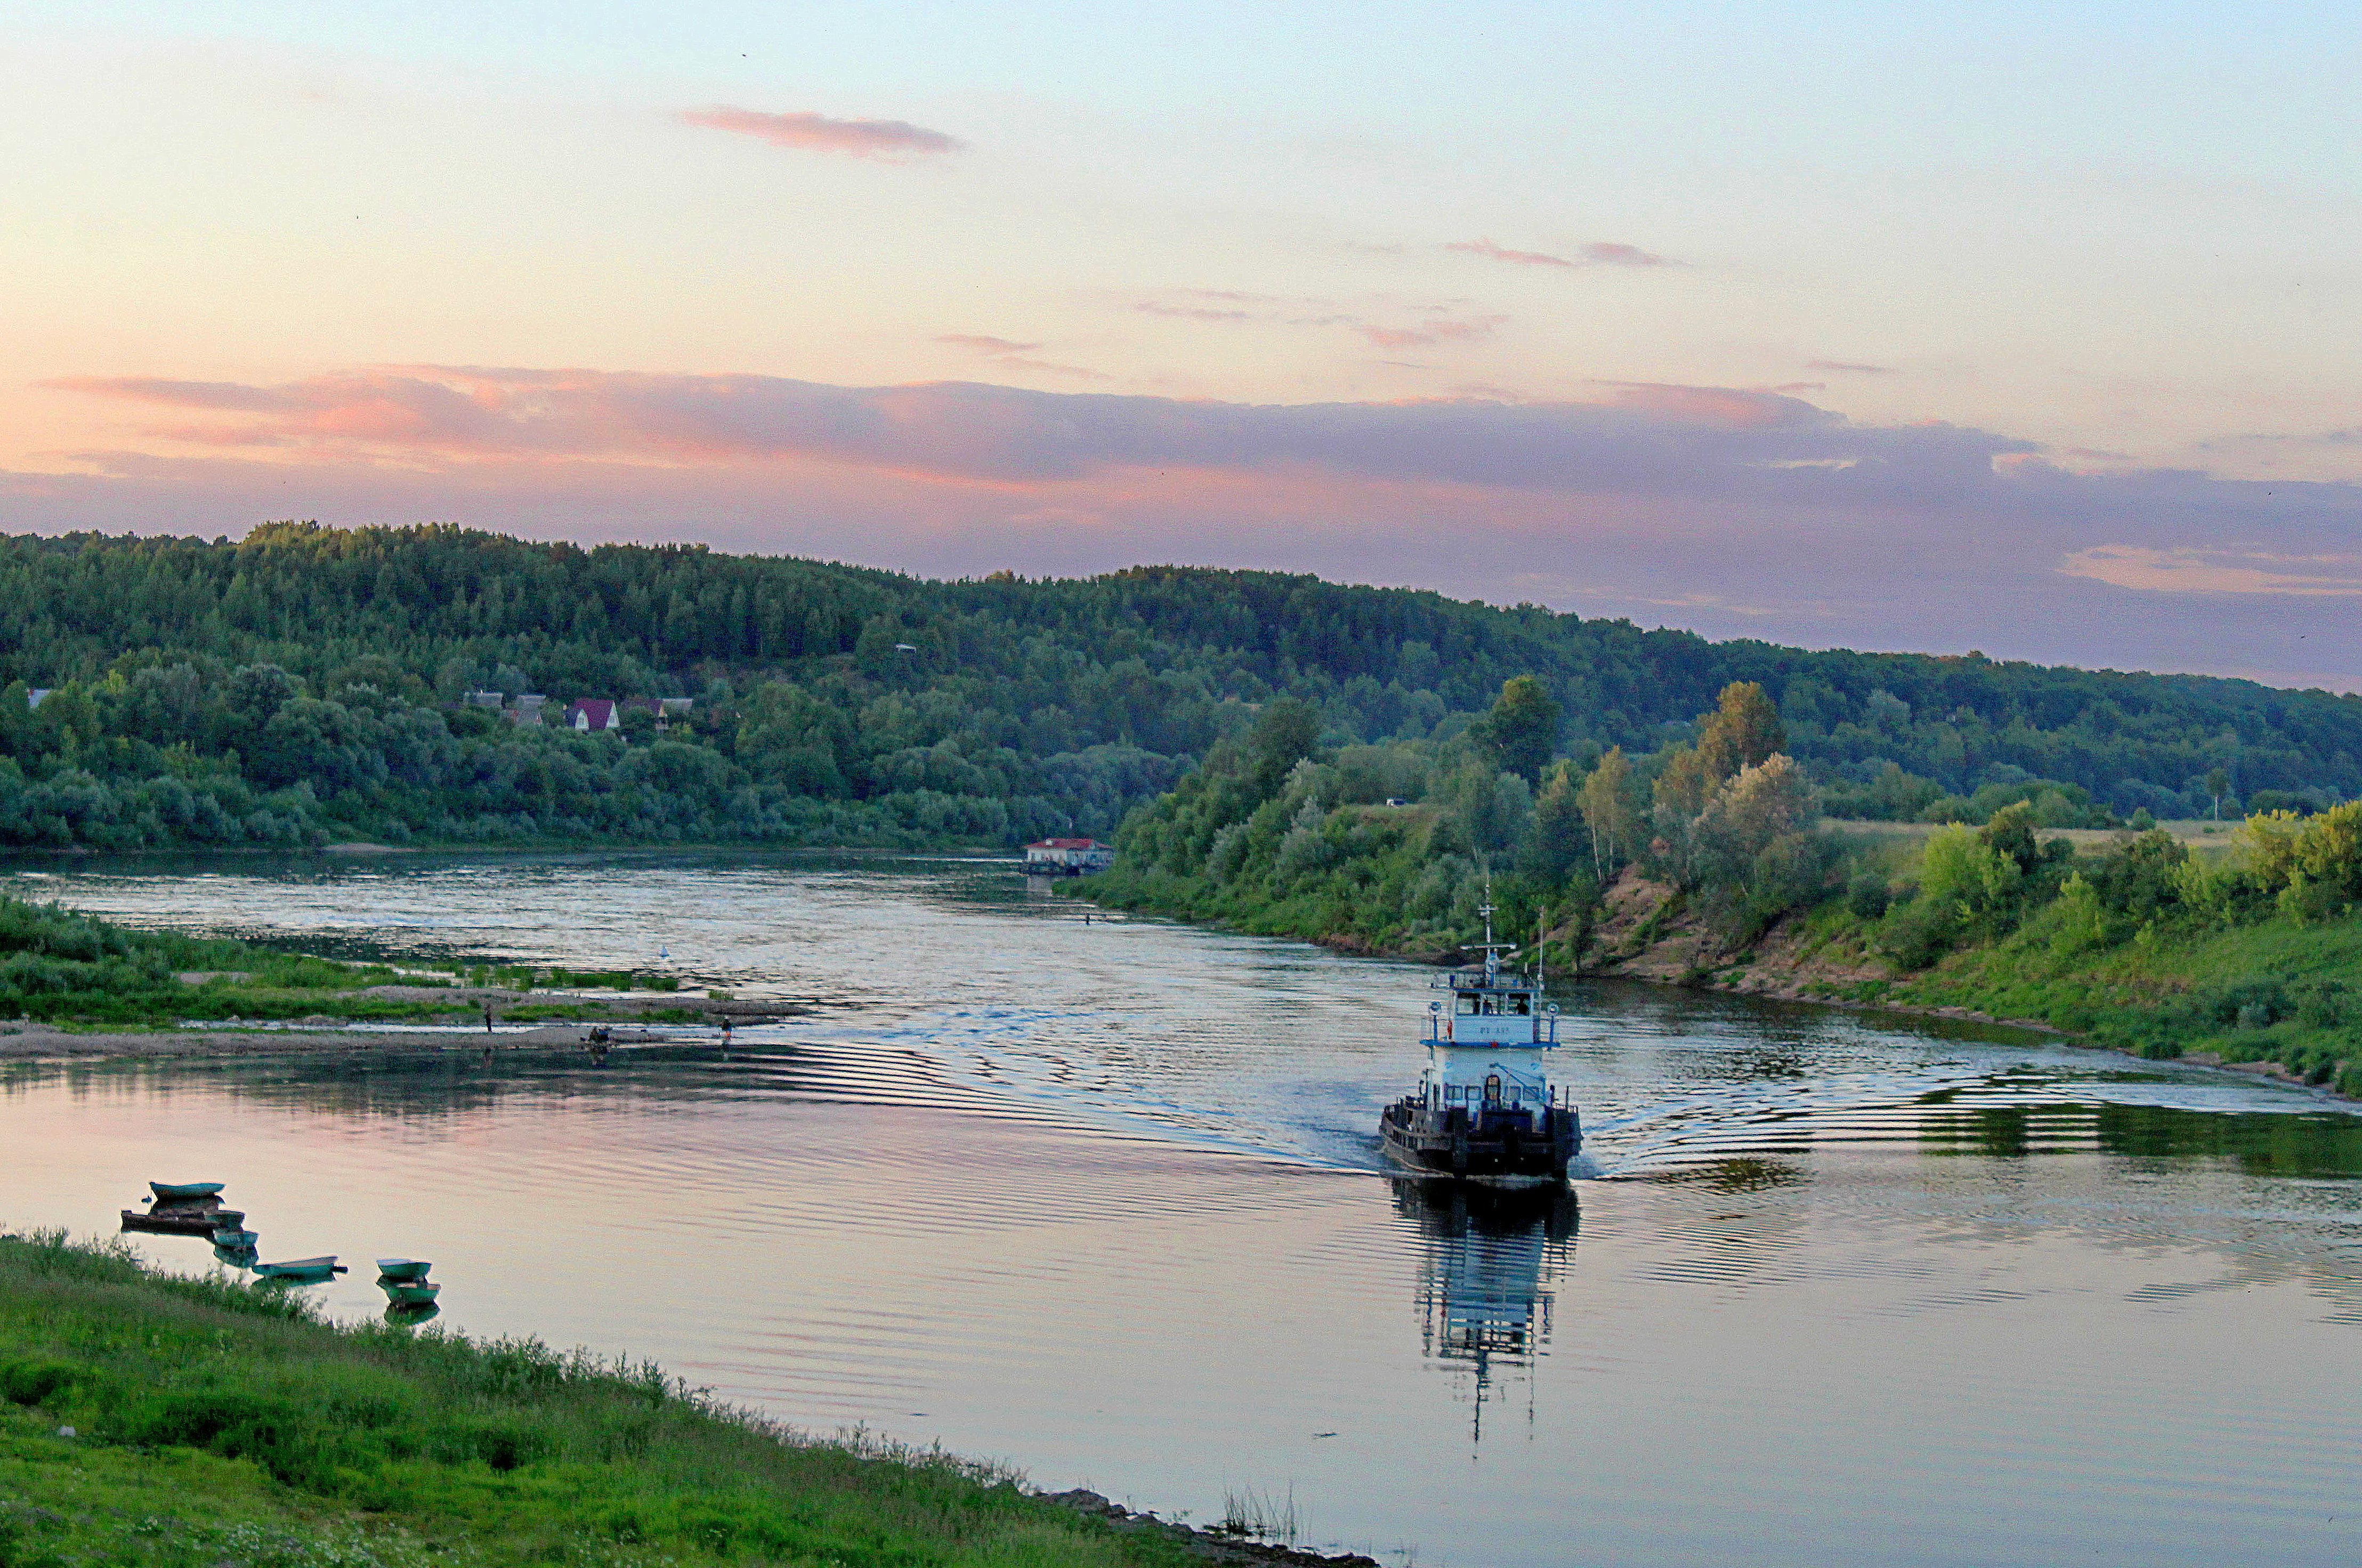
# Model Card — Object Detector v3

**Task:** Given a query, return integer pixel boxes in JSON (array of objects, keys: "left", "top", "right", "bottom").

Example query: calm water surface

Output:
[{"left": 4, "top": 853, "right": 2360, "bottom": 1567}]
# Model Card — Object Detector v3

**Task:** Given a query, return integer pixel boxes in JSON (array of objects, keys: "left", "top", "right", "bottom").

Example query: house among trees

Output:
[
  {"left": 1023, "top": 837, "right": 1113, "bottom": 875},
  {"left": 621, "top": 697, "right": 695, "bottom": 732},
  {"left": 506, "top": 694, "right": 547, "bottom": 727},
  {"left": 565, "top": 698, "right": 620, "bottom": 732}
]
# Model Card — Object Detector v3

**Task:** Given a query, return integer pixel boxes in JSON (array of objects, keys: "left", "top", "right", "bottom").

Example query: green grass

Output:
[
  {"left": 1800, "top": 901, "right": 2362, "bottom": 1096},
  {"left": 0, "top": 896, "right": 714, "bottom": 1032},
  {"left": 0, "top": 1231, "right": 1191, "bottom": 1567}
]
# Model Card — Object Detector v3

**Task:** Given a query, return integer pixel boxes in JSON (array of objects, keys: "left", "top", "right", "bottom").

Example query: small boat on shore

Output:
[
  {"left": 150, "top": 1181, "right": 225, "bottom": 1202},
  {"left": 1379, "top": 898, "right": 1580, "bottom": 1183},
  {"left": 212, "top": 1228, "right": 260, "bottom": 1249},
  {"left": 379, "top": 1280, "right": 441, "bottom": 1305},
  {"left": 254, "top": 1257, "right": 345, "bottom": 1281},
  {"left": 374, "top": 1258, "right": 432, "bottom": 1282},
  {"left": 123, "top": 1205, "right": 244, "bottom": 1236}
]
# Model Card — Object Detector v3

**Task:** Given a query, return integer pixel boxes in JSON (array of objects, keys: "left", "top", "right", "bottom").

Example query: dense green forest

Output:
[{"left": 2, "top": 522, "right": 2357, "bottom": 851}]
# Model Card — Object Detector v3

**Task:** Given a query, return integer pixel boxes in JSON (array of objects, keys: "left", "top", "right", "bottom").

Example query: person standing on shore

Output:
[{"left": 482, "top": 1001, "right": 494, "bottom": 1035}]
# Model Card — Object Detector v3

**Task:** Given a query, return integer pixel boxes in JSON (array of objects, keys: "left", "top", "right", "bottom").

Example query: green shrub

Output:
[
  {"left": 0, "top": 1357, "right": 86, "bottom": 1407},
  {"left": 1846, "top": 876, "right": 1891, "bottom": 919}
]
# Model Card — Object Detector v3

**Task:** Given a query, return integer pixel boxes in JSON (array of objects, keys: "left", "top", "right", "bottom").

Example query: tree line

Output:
[{"left": 1, "top": 522, "right": 2358, "bottom": 851}]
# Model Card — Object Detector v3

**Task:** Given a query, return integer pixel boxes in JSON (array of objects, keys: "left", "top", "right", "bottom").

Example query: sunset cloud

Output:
[
  {"left": 1576, "top": 241, "right": 1670, "bottom": 266},
  {"left": 936, "top": 335, "right": 1044, "bottom": 355},
  {"left": 29, "top": 363, "right": 2362, "bottom": 689},
  {"left": 1357, "top": 315, "right": 1506, "bottom": 349},
  {"left": 1447, "top": 238, "right": 1672, "bottom": 268},
  {"left": 931, "top": 336, "right": 1107, "bottom": 381},
  {"left": 1807, "top": 359, "right": 1899, "bottom": 375},
  {"left": 2059, "top": 544, "right": 2362, "bottom": 596},
  {"left": 678, "top": 107, "right": 964, "bottom": 159},
  {"left": 39, "top": 362, "right": 2025, "bottom": 496}
]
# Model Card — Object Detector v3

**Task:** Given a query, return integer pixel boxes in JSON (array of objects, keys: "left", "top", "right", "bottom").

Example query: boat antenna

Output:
[{"left": 1480, "top": 882, "right": 1498, "bottom": 979}]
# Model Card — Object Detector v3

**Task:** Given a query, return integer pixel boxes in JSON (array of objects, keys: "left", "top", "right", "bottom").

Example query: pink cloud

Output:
[
  {"left": 932, "top": 335, "right": 1106, "bottom": 381},
  {"left": 1134, "top": 301, "right": 1256, "bottom": 322},
  {"left": 936, "top": 335, "right": 1044, "bottom": 354},
  {"left": 1447, "top": 238, "right": 1672, "bottom": 268},
  {"left": 1597, "top": 381, "right": 1824, "bottom": 429},
  {"left": 1448, "top": 238, "right": 1578, "bottom": 269},
  {"left": 1358, "top": 315, "right": 1506, "bottom": 349},
  {"left": 678, "top": 107, "right": 964, "bottom": 160},
  {"left": 1578, "top": 241, "right": 1669, "bottom": 266},
  {"left": 1807, "top": 359, "right": 1899, "bottom": 375},
  {"left": 45, "top": 363, "right": 1970, "bottom": 491}
]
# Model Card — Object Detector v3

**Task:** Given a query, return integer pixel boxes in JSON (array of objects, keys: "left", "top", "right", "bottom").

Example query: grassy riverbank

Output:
[
  {"left": 1777, "top": 893, "right": 2362, "bottom": 1095},
  {"left": 0, "top": 894, "right": 742, "bottom": 1040},
  {"left": 1081, "top": 681, "right": 2362, "bottom": 1099},
  {"left": 0, "top": 1231, "right": 1197, "bottom": 1567}
]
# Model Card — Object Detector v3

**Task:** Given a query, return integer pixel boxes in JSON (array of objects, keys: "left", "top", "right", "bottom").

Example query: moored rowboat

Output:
[
  {"left": 254, "top": 1257, "right": 345, "bottom": 1280},
  {"left": 150, "top": 1181, "right": 225, "bottom": 1202},
  {"left": 374, "top": 1258, "right": 432, "bottom": 1282},
  {"left": 123, "top": 1206, "right": 244, "bottom": 1236},
  {"left": 379, "top": 1280, "right": 441, "bottom": 1305}
]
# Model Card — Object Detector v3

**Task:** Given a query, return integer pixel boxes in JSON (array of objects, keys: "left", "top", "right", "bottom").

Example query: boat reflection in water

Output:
[{"left": 1390, "top": 1178, "right": 1578, "bottom": 1440}]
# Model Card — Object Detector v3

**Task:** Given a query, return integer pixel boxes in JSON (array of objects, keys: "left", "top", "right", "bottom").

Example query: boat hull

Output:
[
  {"left": 255, "top": 1257, "right": 344, "bottom": 1281},
  {"left": 1380, "top": 1098, "right": 1578, "bottom": 1182},
  {"left": 123, "top": 1205, "right": 244, "bottom": 1236}
]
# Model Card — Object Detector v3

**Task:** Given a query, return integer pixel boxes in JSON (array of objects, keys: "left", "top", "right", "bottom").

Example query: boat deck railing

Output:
[{"left": 1433, "top": 969, "right": 1544, "bottom": 992}]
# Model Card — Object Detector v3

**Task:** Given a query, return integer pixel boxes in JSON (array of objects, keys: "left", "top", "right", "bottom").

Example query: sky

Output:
[{"left": 6, "top": 3, "right": 2362, "bottom": 687}]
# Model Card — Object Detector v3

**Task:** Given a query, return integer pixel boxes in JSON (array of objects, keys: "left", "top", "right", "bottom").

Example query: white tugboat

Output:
[{"left": 1380, "top": 898, "right": 1580, "bottom": 1182}]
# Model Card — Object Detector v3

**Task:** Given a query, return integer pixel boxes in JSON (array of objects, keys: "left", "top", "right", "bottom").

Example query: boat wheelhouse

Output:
[{"left": 1380, "top": 900, "right": 1580, "bottom": 1182}]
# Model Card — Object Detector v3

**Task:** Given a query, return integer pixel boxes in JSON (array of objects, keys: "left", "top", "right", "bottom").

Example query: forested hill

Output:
[{"left": 0, "top": 522, "right": 2355, "bottom": 851}]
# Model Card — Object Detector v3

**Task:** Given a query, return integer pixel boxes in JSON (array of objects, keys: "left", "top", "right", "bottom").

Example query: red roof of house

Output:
[
  {"left": 568, "top": 698, "right": 617, "bottom": 726},
  {"left": 1025, "top": 838, "right": 1104, "bottom": 850}
]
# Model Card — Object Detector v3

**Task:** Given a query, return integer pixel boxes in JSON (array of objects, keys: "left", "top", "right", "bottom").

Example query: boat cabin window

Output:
[
  {"left": 1484, "top": 1074, "right": 1502, "bottom": 1103},
  {"left": 1455, "top": 996, "right": 1479, "bottom": 1016}
]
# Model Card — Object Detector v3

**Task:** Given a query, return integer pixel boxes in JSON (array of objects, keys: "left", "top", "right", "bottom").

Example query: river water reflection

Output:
[{"left": 3, "top": 852, "right": 2359, "bottom": 1567}]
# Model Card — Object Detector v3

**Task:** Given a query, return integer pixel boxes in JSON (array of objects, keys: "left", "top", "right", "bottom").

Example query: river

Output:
[{"left": 4, "top": 852, "right": 2359, "bottom": 1567}]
